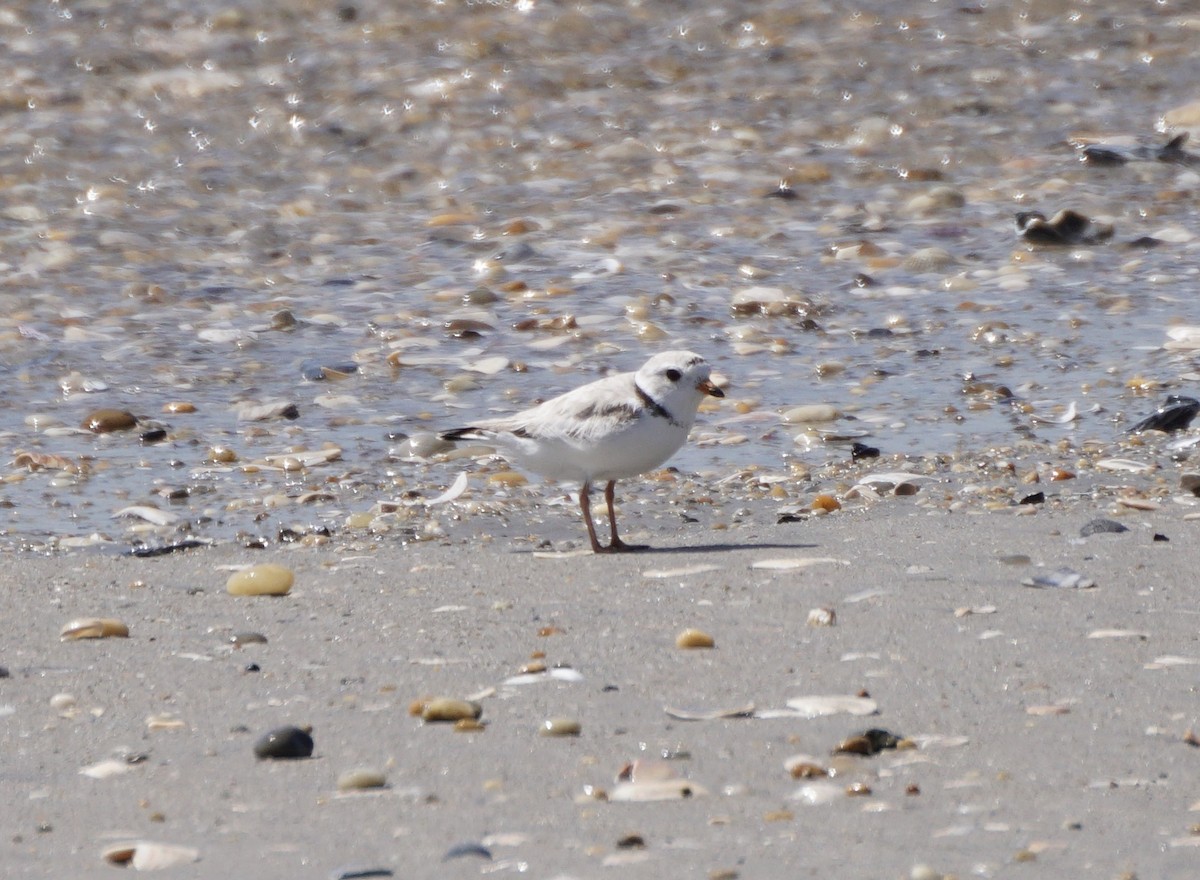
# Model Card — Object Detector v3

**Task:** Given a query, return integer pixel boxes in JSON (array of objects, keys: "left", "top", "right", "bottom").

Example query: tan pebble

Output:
[
  {"left": 811, "top": 494, "right": 841, "bottom": 512},
  {"left": 487, "top": 471, "right": 528, "bottom": 487},
  {"left": 454, "top": 718, "right": 486, "bottom": 732},
  {"left": 675, "top": 628, "right": 715, "bottom": 649},
  {"left": 782, "top": 404, "right": 839, "bottom": 424},
  {"left": 421, "top": 698, "right": 482, "bottom": 722},
  {"left": 337, "top": 768, "right": 388, "bottom": 791},
  {"left": 845, "top": 782, "right": 873, "bottom": 797},
  {"left": 709, "top": 870, "right": 740, "bottom": 880},
  {"left": 345, "top": 511, "right": 374, "bottom": 529},
  {"left": 225, "top": 564, "right": 294, "bottom": 597},
  {"left": 806, "top": 607, "right": 836, "bottom": 627},
  {"left": 769, "top": 484, "right": 788, "bottom": 499},
  {"left": 539, "top": 717, "right": 582, "bottom": 737},
  {"left": 503, "top": 218, "right": 540, "bottom": 235},
  {"left": 49, "top": 693, "right": 76, "bottom": 710},
  {"left": 787, "top": 762, "right": 829, "bottom": 779},
  {"left": 82, "top": 409, "right": 137, "bottom": 433},
  {"left": 538, "top": 625, "right": 564, "bottom": 636},
  {"left": 61, "top": 618, "right": 129, "bottom": 640},
  {"left": 763, "top": 809, "right": 794, "bottom": 822},
  {"left": 408, "top": 698, "right": 430, "bottom": 716},
  {"left": 519, "top": 661, "right": 547, "bottom": 675},
  {"left": 162, "top": 402, "right": 196, "bottom": 414},
  {"left": 426, "top": 212, "right": 477, "bottom": 226},
  {"left": 1050, "top": 468, "right": 1075, "bottom": 481}
]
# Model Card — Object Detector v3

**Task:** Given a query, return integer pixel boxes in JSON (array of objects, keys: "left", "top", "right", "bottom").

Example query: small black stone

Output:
[
  {"left": 850, "top": 442, "right": 880, "bottom": 461},
  {"left": 253, "top": 725, "right": 313, "bottom": 759},
  {"left": 1018, "top": 492, "right": 1045, "bottom": 506}
]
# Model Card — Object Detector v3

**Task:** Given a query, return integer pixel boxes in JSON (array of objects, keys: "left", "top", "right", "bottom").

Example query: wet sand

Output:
[{"left": 4, "top": 503, "right": 1199, "bottom": 878}]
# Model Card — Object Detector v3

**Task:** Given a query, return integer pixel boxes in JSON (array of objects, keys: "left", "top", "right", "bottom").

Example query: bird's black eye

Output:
[{"left": 665, "top": 368, "right": 682, "bottom": 382}]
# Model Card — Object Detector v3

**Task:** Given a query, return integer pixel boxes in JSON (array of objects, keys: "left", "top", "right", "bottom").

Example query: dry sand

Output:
[{"left": 3, "top": 505, "right": 1198, "bottom": 879}]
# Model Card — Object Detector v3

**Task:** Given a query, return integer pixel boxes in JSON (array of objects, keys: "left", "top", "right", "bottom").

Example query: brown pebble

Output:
[
  {"left": 82, "top": 409, "right": 137, "bottom": 433},
  {"left": 539, "top": 717, "right": 582, "bottom": 737},
  {"left": 162, "top": 402, "right": 196, "bottom": 414},
  {"left": 675, "top": 628, "right": 715, "bottom": 649},
  {"left": 811, "top": 494, "right": 841, "bottom": 512},
  {"left": 845, "top": 782, "right": 872, "bottom": 796}
]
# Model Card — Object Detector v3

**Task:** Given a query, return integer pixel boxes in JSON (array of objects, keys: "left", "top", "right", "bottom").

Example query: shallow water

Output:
[{"left": 3, "top": 1, "right": 1200, "bottom": 549}]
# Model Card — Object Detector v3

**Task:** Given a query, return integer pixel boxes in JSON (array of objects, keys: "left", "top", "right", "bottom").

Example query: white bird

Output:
[{"left": 441, "top": 350, "right": 724, "bottom": 553}]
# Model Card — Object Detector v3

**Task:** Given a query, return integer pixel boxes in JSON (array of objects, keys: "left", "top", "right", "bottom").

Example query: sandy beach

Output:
[{"left": 4, "top": 501, "right": 1199, "bottom": 879}]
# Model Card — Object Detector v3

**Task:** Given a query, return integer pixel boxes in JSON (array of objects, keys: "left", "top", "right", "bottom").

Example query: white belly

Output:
[{"left": 499, "top": 416, "right": 690, "bottom": 483}]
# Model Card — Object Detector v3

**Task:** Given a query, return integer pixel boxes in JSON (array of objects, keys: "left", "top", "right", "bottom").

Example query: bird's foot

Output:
[{"left": 594, "top": 539, "right": 650, "bottom": 554}]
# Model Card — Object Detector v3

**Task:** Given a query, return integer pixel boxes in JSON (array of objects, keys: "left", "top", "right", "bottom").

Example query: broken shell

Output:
[
  {"left": 784, "top": 695, "right": 878, "bottom": 719},
  {"left": 61, "top": 618, "right": 129, "bottom": 640},
  {"left": 834, "top": 728, "right": 902, "bottom": 756},
  {"left": 806, "top": 607, "right": 837, "bottom": 627},
  {"left": 226, "top": 564, "right": 294, "bottom": 596},
  {"left": 609, "top": 779, "right": 709, "bottom": 802},
  {"left": 101, "top": 841, "right": 200, "bottom": 870},
  {"left": 421, "top": 698, "right": 482, "bottom": 723},
  {"left": 675, "top": 628, "right": 715, "bottom": 649},
  {"left": 337, "top": 768, "right": 388, "bottom": 791}
]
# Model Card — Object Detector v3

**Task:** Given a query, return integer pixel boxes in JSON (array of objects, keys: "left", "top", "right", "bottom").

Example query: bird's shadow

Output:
[{"left": 511, "top": 541, "right": 820, "bottom": 556}]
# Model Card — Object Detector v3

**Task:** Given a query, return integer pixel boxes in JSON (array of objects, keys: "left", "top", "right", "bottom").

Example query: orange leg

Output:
[
  {"left": 604, "top": 480, "right": 632, "bottom": 551},
  {"left": 577, "top": 480, "right": 605, "bottom": 553}
]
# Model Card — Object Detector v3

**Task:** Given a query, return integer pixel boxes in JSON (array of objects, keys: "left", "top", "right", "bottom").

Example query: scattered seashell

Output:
[
  {"left": 642, "top": 564, "right": 721, "bottom": 578},
  {"left": 226, "top": 564, "right": 294, "bottom": 596},
  {"left": 780, "top": 695, "right": 879, "bottom": 719},
  {"left": 675, "top": 628, "right": 715, "bottom": 649},
  {"left": 61, "top": 618, "right": 129, "bottom": 640},
  {"left": 663, "top": 703, "right": 755, "bottom": 721},
  {"left": 12, "top": 450, "right": 90, "bottom": 473},
  {"left": 113, "top": 505, "right": 180, "bottom": 526},
  {"left": 806, "top": 607, "right": 837, "bottom": 627},
  {"left": 789, "top": 781, "right": 845, "bottom": 805},
  {"left": 420, "top": 698, "right": 482, "bottom": 723},
  {"left": 337, "top": 768, "right": 388, "bottom": 791},
  {"left": 253, "top": 724, "right": 314, "bottom": 759},
  {"left": 101, "top": 841, "right": 200, "bottom": 870},
  {"left": 751, "top": 557, "right": 850, "bottom": 571},
  {"left": 834, "top": 728, "right": 902, "bottom": 755},
  {"left": 1095, "top": 458, "right": 1154, "bottom": 474},
  {"left": 1080, "top": 518, "right": 1129, "bottom": 537},
  {"left": 1087, "top": 629, "right": 1148, "bottom": 640},
  {"left": 236, "top": 401, "right": 300, "bottom": 421},
  {"left": 1022, "top": 568, "right": 1095, "bottom": 589},
  {"left": 782, "top": 404, "right": 840, "bottom": 425},
  {"left": 80, "top": 758, "right": 136, "bottom": 779},
  {"left": 610, "top": 779, "right": 709, "bottom": 802}
]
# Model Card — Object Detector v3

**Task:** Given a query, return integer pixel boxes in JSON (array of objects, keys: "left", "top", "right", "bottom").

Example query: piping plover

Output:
[{"left": 441, "top": 350, "right": 723, "bottom": 553}]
